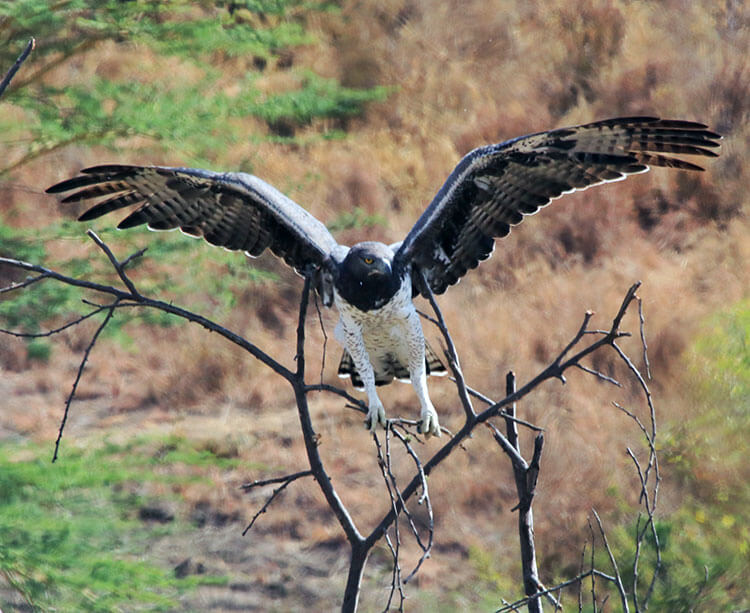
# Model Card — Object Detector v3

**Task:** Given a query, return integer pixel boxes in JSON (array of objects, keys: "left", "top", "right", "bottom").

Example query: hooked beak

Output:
[{"left": 367, "top": 261, "right": 391, "bottom": 278}]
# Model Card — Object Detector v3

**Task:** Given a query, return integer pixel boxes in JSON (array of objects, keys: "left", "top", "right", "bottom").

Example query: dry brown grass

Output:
[{"left": 2, "top": 0, "right": 748, "bottom": 608}]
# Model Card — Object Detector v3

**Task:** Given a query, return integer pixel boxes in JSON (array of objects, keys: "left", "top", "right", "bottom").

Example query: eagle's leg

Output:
[
  {"left": 334, "top": 320, "right": 386, "bottom": 431},
  {"left": 406, "top": 311, "right": 441, "bottom": 438}
]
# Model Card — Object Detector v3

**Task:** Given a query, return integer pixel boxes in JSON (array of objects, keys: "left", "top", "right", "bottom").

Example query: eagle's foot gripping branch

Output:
[
  {"left": 365, "top": 401, "right": 387, "bottom": 432},
  {"left": 418, "top": 406, "right": 441, "bottom": 438}
]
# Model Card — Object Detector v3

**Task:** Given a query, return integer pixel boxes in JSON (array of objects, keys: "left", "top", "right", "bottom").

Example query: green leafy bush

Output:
[
  {"left": 0, "top": 438, "right": 229, "bottom": 611},
  {"left": 0, "top": 0, "right": 388, "bottom": 171}
]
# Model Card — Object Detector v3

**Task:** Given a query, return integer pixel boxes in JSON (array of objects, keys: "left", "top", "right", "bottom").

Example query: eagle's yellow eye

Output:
[{"left": 364, "top": 257, "right": 374, "bottom": 264}]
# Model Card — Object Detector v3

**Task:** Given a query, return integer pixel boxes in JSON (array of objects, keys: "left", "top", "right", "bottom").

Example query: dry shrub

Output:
[{"left": 533, "top": 0, "right": 626, "bottom": 117}]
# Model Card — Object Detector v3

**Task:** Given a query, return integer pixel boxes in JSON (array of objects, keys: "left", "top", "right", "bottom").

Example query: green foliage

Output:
[
  {"left": 691, "top": 299, "right": 750, "bottom": 410},
  {"left": 0, "top": 0, "right": 328, "bottom": 64},
  {"left": 0, "top": 219, "right": 81, "bottom": 334},
  {"left": 148, "top": 434, "right": 246, "bottom": 471},
  {"left": 326, "top": 206, "right": 388, "bottom": 232},
  {"left": 25, "top": 338, "right": 51, "bottom": 361},
  {"left": 0, "top": 215, "right": 281, "bottom": 350},
  {"left": 0, "top": 437, "right": 229, "bottom": 611},
  {"left": 595, "top": 300, "right": 750, "bottom": 610},
  {"left": 662, "top": 300, "right": 750, "bottom": 482},
  {"left": 244, "top": 72, "right": 390, "bottom": 128},
  {"left": 0, "top": 0, "right": 388, "bottom": 172},
  {"left": 591, "top": 509, "right": 749, "bottom": 611},
  {"left": 141, "top": 11, "right": 313, "bottom": 60},
  {"left": 465, "top": 544, "right": 519, "bottom": 608}
]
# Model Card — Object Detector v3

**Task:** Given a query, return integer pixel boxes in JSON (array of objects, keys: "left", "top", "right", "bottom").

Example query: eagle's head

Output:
[{"left": 335, "top": 242, "right": 403, "bottom": 311}]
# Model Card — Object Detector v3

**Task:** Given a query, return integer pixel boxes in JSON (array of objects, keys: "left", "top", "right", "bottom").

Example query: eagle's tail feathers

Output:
[
  {"left": 425, "top": 342, "right": 448, "bottom": 377},
  {"left": 337, "top": 342, "right": 446, "bottom": 389}
]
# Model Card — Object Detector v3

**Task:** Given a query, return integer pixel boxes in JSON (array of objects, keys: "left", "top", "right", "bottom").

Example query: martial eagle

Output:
[{"left": 47, "top": 116, "right": 720, "bottom": 437}]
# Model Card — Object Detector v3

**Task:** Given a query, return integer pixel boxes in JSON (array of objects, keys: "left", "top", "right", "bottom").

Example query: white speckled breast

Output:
[{"left": 333, "top": 273, "right": 419, "bottom": 365}]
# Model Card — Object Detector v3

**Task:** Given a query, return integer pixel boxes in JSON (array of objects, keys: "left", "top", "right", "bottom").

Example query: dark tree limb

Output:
[
  {"left": 0, "top": 245, "right": 295, "bottom": 382},
  {"left": 241, "top": 470, "right": 314, "bottom": 535},
  {"left": 418, "top": 270, "right": 475, "bottom": 420},
  {"left": 0, "top": 38, "right": 34, "bottom": 99},
  {"left": 489, "top": 372, "right": 544, "bottom": 613},
  {"left": 53, "top": 301, "right": 118, "bottom": 462},
  {"left": 0, "top": 231, "right": 661, "bottom": 611}
]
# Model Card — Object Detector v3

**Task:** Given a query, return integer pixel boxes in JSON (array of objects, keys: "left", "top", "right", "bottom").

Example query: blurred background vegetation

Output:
[{"left": 0, "top": 0, "right": 748, "bottom": 610}]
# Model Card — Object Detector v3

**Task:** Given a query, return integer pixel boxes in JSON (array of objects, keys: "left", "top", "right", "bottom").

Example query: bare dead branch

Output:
[
  {"left": 0, "top": 246, "right": 294, "bottom": 383},
  {"left": 574, "top": 363, "right": 622, "bottom": 387},
  {"left": 475, "top": 282, "right": 642, "bottom": 425},
  {"left": 505, "top": 371, "right": 520, "bottom": 452},
  {"left": 304, "top": 382, "right": 367, "bottom": 414},
  {"left": 242, "top": 470, "right": 314, "bottom": 535},
  {"left": 2, "top": 225, "right": 663, "bottom": 612},
  {"left": 461, "top": 381, "right": 544, "bottom": 431},
  {"left": 365, "top": 282, "right": 646, "bottom": 582},
  {"left": 53, "top": 301, "right": 118, "bottom": 462},
  {"left": 494, "top": 568, "right": 618, "bottom": 613},
  {"left": 0, "top": 38, "right": 35, "bottom": 99},
  {"left": 588, "top": 519, "right": 598, "bottom": 613},
  {"left": 87, "top": 229, "right": 145, "bottom": 297},
  {"left": 241, "top": 470, "right": 314, "bottom": 491},
  {"left": 592, "top": 509, "right": 629, "bottom": 613},
  {"left": 312, "top": 290, "right": 330, "bottom": 385},
  {"left": 373, "top": 431, "right": 405, "bottom": 611},
  {"left": 487, "top": 422, "right": 527, "bottom": 474},
  {"left": 0, "top": 272, "right": 47, "bottom": 294},
  {"left": 578, "top": 544, "right": 586, "bottom": 612},
  {"left": 637, "top": 295, "right": 652, "bottom": 380},
  {"left": 0, "top": 304, "right": 110, "bottom": 338},
  {"left": 291, "top": 273, "right": 364, "bottom": 544},
  {"left": 418, "top": 269, "right": 475, "bottom": 420},
  {"left": 389, "top": 426, "right": 434, "bottom": 584}
]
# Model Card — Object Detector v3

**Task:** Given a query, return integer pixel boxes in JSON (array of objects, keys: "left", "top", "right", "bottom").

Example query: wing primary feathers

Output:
[
  {"left": 48, "top": 117, "right": 720, "bottom": 301},
  {"left": 396, "top": 116, "right": 721, "bottom": 297},
  {"left": 47, "top": 165, "right": 340, "bottom": 276}
]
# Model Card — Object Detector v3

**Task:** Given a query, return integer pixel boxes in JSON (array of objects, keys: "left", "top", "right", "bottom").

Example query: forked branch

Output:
[{"left": 0, "top": 231, "right": 658, "bottom": 612}]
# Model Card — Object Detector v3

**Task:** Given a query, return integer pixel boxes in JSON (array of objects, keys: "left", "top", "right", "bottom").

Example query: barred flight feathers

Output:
[
  {"left": 395, "top": 116, "right": 721, "bottom": 296},
  {"left": 47, "top": 164, "right": 340, "bottom": 276}
]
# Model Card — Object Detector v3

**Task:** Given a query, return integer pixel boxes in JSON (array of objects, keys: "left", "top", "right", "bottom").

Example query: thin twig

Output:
[
  {"left": 462, "top": 382, "right": 544, "bottom": 431},
  {"left": 592, "top": 509, "right": 629, "bottom": 613},
  {"left": 637, "top": 294, "right": 652, "bottom": 380},
  {"left": 578, "top": 544, "right": 587, "bottom": 612},
  {"left": 373, "top": 431, "right": 405, "bottom": 611},
  {"left": 588, "top": 519, "right": 598, "bottom": 613},
  {"left": 53, "top": 301, "right": 118, "bottom": 462},
  {"left": 0, "top": 251, "right": 295, "bottom": 381},
  {"left": 240, "top": 470, "right": 313, "bottom": 491},
  {"left": 242, "top": 470, "right": 314, "bottom": 535},
  {"left": 391, "top": 426, "right": 434, "bottom": 584},
  {"left": 312, "top": 290, "right": 329, "bottom": 385},
  {"left": 0, "top": 38, "right": 35, "bottom": 99},
  {"left": 304, "top": 382, "right": 367, "bottom": 414},
  {"left": 574, "top": 363, "right": 622, "bottom": 387},
  {"left": 0, "top": 273, "right": 47, "bottom": 294},
  {"left": 494, "top": 568, "right": 617, "bottom": 613},
  {"left": 87, "top": 230, "right": 143, "bottom": 298},
  {"left": 418, "top": 269, "right": 475, "bottom": 419},
  {"left": 0, "top": 304, "right": 111, "bottom": 338}
]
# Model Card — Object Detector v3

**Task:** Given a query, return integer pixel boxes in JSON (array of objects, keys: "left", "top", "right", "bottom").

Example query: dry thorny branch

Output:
[
  {"left": 0, "top": 40, "right": 666, "bottom": 610},
  {"left": 0, "top": 28, "right": 658, "bottom": 613},
  {"left": 1, "top": 228, "right": 663, "bottom": 612}
]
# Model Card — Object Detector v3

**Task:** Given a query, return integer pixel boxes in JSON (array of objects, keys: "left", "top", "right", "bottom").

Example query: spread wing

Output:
[
  {"left": 46, "top": 164, "right": 341, "bottom": 274},
  {"left": 394, "top": 116, "right": 721, "bottom": 296}
]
